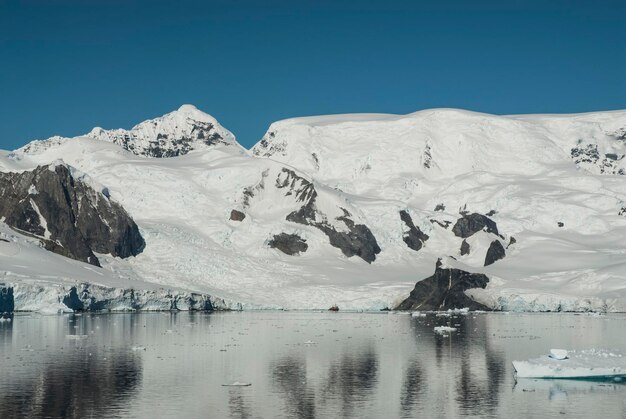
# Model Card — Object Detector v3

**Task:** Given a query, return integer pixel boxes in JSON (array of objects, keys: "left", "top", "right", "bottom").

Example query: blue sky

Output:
[{"left": 1, "top": 0, "right": 624, "bottom": 149}]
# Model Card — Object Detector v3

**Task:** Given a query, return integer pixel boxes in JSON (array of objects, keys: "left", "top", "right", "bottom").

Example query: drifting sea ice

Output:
[
  {"left": 434, "top": 326, "right": 457, "bottom": 334},
  {"left": 513, "top": 349, "right": 626, "bottom": 379}
]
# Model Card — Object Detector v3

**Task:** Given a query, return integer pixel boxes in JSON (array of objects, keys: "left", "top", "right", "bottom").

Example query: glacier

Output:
[{"left": 1, "top": 105, "right": 626, "bottom": 313}]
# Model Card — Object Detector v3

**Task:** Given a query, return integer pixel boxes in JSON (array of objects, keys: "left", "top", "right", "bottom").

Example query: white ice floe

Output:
[
  {"left": 434, "top": 326, "right": 457, "bottom": 334},
  {"left": 548, "top": 349, "right": 569, "bottom": 360},
  {"left": 513, "top": 349, "right": 626, "bottom": 379},
  {"left": 131, "top": 346, "right": 147, "bottom": 351},
  {"left": 411, "top": 312, "right": 427, "bottom": 317},
  {"left": 66, "top": 334, "right": 88, "bottom": 340},
  {"left": 221, "top": 382, "right": 252, "bottom": 387}
]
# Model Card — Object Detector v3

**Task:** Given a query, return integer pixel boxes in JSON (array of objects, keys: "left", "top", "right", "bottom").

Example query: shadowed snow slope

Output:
[{"left": 2, "top": 106, "right": 626, "bottom": 312}]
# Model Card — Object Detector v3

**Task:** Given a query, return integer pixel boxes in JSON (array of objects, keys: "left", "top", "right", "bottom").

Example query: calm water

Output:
[{"left": 1, "top": 311, "right": 625, "bottom": 418}]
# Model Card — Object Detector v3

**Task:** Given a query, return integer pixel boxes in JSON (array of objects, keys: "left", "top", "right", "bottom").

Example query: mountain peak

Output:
[
  {"left": 177, "top": 104, "right": 199, "bottom": 113},
  {"left": 86, "top": 106, "right": 240, "bottom": 158}
]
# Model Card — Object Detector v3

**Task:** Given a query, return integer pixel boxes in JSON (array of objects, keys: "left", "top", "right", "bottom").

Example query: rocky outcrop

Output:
[
  {"left": 460, "top": 239, "right": 470, "bottom": 256},
  {"left": 268, "top": 233, "right": 308, "bottom": 255},
  {"left": 0, "top": 285, "right": 14, "bottom": 314},
  {"left": 0, "top": 165, "right": 144, "bottom": 266},
  {"left": 229, "top": 209, "right": 246, "bottom": 221},
  {"left": 507, "top": 236, "right": 516, "bottom": 248},
  {"left": 571, "top": 143, "right": 625, "bottom": 175},
  {"left": 278, "top": 168, "right": 381, "bottom": 263},
  {"left": 84, "top": 105, "right": 234, "bottom": 158},
  {"left": 484, "top": 240, "right": 505, "bottom": 266},
  {"left": 452, "top": 213, "right": 499, "bottom": 238},
  {"left": 395, "top": 260, "right": 490, "bottom": 311},
  {"left": 399, "top": 210, "right": 429, "bottom": 251}
]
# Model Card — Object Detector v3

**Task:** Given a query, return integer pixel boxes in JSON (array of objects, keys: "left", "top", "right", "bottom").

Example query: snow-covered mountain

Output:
[
  {"left": 21, "top": 104, "right": 242, "bottom": 158},
  {"left": 2, "top": 105, "right": 626, "bottom": 312}
]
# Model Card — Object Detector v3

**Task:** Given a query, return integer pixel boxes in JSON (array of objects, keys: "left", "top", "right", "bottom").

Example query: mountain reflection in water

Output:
[{"left": 0, "top": 312, "right": 625, "bottom": 418}]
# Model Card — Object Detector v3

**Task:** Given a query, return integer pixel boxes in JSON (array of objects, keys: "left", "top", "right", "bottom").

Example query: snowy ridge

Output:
[
  {"left": 19, "top": 104, "right": 243, "bottom": 158},
  {"left": 2, "top": 106, "right": 626, "bottom": 312}
]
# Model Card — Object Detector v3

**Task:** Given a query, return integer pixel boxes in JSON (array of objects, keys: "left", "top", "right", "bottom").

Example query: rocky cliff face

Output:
[
  {"left": 277, "top": 169, "right": 381, "bottom": 263},
  {"left": 0, "top": 164, "right": 144, "bottom": 266},
  {"left": 395, "top": 260, "right": 490, "bottom": 311}
]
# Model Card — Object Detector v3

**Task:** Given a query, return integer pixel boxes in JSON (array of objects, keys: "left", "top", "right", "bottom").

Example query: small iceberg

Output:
[
  {"left": 434, "top": 326, "right": 457, "bottom": 334},
  {"left": 131, "top": 346, "right": 147, "bottom": 351},
  {"left": 66, "top": 334, "right": 89, "bottom": 340},
  {"left": 304, "top": 340, "right": 317, "bottom": 345},
  {"left": 513, "top": 349, "right": 626, "bottom": 379},
  {"left": 411, "top": 312, "right": 426, "bottom": 318},
  {"left": 548, "top": 349, "right": 568, "bottom": 360},
  {"left": 222, "top": 382, "right": 252, "bottom": 387}
]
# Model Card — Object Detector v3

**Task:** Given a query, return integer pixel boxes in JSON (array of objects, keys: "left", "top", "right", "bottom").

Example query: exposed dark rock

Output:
[
  {"left": 268, "top": 233, "right": 308, "bottom": 255},
  {"left": 0, "top": 165, "right": 145, "bottom": 266},
  {"left": 507, "top": 236, "right": 516, "bottom": 248},
  {"left": 619, "top": 207, "right": 626, "bottom": 217},
  {"left": 394, "top": 260, "right": 490, "bottom": 311},
  {"left": 434, "top": 203, "right": 445, "bottom": 212},
  {"left": 452, "top": 213, "right": 499, "bottom": 238},
  {"left": 571, "top": 142, "right": 625, "bottom": 175},
  {"left": 486, "top": 210, "right": 497, "bottom": 216},
  {"left": 460, "top": 239, "right": 470, "bottom": 256},
  {"left": 423, "top": 144, "right": 433, "bottom": 168},
  {"left": 430, "top": 219, "right": 451, "bottom": 229},
  {"left": 311, "top": 152, "right": 320, "bottom": 169},
  {"left": 484, "top": 240, "right": 506, "bottom": 266},
  {"left": 242, "top": 169, "right": 268, "bottom": 207},
  {"left": 399, "top": 210, "right": 429, "bottom": 251},
  {"left": 605, "top": 153, "right": 623, "bottom": 161},
  {"left": 229, "top": 209, "right": 246, "bottom": 221},
  {"left": 0, "top": 285, "right": 14, "bottom": 314},
  {"left": 90, "top": 120, "right": 226, "bottom": 158},
  {"left": 557, "top": 222, "right": 564, "bottom": 227},
  {"left": 279, "top": 168, "right": 381, "bottom": 263}
]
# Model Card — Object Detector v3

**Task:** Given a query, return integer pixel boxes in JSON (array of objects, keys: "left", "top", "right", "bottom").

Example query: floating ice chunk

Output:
[
  {"left": 449, "top": 307, "right": 470, "bottom": 315},
  {"left": 222, "top": 382, "right": 252, "bottom": 387},
  {"left": 549, "top": 349, "right": 568, "bottom": 360},
  {"left": 513, "top": 349, "right": 626, "bottom": 379},
  {"left": 411, "top": 312, "right": 426, "bottom": 318},
  {"left": 434, "top": 326, "right": 457, "bottom": 334},
  {"left": 131, "top": 346, "right": 146, "bottom": 351},
  {"left": 66, "top": 334, "right": 88, "bottom": 340},
  {"left": 304, "top": 340, "right": 317, "bottom": 345}
]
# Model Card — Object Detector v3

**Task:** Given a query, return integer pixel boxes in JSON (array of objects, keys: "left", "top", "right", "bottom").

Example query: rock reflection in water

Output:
[
  {"left": 323, "top": 348, "right": 378, "bottom": 417},
  {"left": 271, "top": 355, "right": 315, "bottom": 419},
  {"left": 227, "top": 387, "right": 252, "bottom": 419},
  {"left": 0, "top": 349, "right": 141, "bottom": 417},
  {"left": 0, "top": 312, "right": 625, "bottom": 419},
  {"left": 400, "top": 360, "right": 424, "bottom": 418}
]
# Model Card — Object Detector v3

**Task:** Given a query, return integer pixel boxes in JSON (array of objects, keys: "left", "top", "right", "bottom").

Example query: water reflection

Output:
[
  {"left": 400, "top": 360, "right": 424, "bottom": 418},
  {"left": 322, "top": 348, "right": 378, "bottom": 417},
  {"left": 227, "top": 387, "right": 252, "bottom": 419},
  {"left": 271, "top": 355, "right": 315, "bottom": 419},
  {"left": 0, "top": 348, "right": 141, "bottom": 417},
  {"left": 0, "top": 312, "right": 625, "bottom": 419}
]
